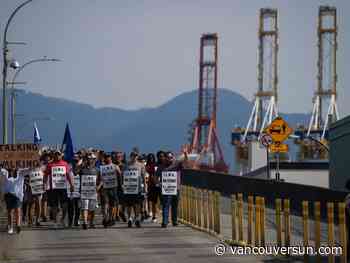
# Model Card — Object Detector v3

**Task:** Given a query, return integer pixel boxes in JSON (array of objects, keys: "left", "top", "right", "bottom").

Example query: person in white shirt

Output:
[{"left": 1, "top": 168, "right": 26, "bottom": 234}]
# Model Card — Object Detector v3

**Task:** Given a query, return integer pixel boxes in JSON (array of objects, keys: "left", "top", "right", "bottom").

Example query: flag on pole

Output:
[
  {"left": 33, "top": 122, "right": 42, "bottom": 144},
  {"left": 61, "top": 123, "right": 74, "bottom": 163}
]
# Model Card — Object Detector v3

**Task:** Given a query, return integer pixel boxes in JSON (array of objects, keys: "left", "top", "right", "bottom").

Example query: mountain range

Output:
[{"left": 1, "top": 88, "right": 310, "bottom": 170}]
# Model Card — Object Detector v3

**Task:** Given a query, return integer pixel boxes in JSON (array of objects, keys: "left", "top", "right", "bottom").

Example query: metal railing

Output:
[{"left": 178, "top": 185, "right": 348, "bottom": 263}]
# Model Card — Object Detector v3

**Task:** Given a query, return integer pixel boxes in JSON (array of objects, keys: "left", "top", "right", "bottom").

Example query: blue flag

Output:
[
  {"left": 61, "top": 123, "right": 74, "bottom": 163},
  {"left": 33, "top": 122, "right": 42, "bottom": 144}
]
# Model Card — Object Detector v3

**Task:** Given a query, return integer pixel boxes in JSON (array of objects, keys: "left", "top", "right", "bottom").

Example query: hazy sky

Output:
[{"left": 1, "top": 0, "right": 349, "bottom": 117}]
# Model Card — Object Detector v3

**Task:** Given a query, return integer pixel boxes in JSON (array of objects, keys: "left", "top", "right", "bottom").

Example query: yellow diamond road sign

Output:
[{"left": 265, "top": 117, "right": 293, "bottom": 143}]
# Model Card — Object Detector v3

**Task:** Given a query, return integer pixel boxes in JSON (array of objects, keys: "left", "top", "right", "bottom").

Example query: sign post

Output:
[
  {"left": 259, "top": 134, "right": 273, "bottom": 179},
  {"left": 264, "top": 117, "right": 293, "bottom": 181}
]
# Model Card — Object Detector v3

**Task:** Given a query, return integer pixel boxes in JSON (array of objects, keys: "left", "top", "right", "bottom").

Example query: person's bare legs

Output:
[
  {"left": 7, "top": 209, "right": 13, "bottom": 231},
  {"left": 89, "top": 211, "right": 95, "bottom": 227},
  {"left": 152, "top": 201, "right": 158, "bottom": 219},
  {"left": 41, "top": 199, "right": 47, "bottom": 221},
  {"left": 35, "top": 197, "right": 42, "bottom": 224}
]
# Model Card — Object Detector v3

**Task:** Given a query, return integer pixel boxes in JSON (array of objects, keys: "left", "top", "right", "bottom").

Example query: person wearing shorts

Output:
[
  {"left": 80, "top": 153, "right": 100, "bottom": 230},
  {"left": 99, "top": 153, "right": 121, "bottom": 227},
  {"left": 1, "top": 168, "right": 26, "bottom": 234},
  {"left": 67, "top": 157, "right": 82, "bottom": 228},
  {"left": 115, "top": 151, "right": 126, "bottom": 222},
  {"left": 44, "top": 150, "right": 74, "bottom": 228},
  {"left": 28, "top": 166, "right": 45, "bottom": 227},
  {"left": 147, "top": 152, "right": 163, "bottom": 223},
  {"left": 122, "top": 151, "right": 146, "bottom": 228}
]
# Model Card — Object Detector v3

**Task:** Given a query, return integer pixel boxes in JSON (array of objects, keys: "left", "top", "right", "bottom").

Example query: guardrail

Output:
[{"left": 178, "top": 185, "right": 348, "bottom": 263}]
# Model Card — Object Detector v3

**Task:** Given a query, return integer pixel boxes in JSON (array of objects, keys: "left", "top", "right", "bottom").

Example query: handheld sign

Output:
[
  {"left": 29, "top": 169, "right": 44, "bottom": 195},
  {"left": 80, "top": 175, "right": 97, "bottom": 200},
  {"left": 68, "top": 173, "right": 80, "bottom": 199},
  {"left": 100, "top": 164, "right": 117, "bottom": 189},
  {"left": 0, "top": 143, "right": 40, "bottom": 169},
  {"left": 51, "top": 166, "right": 67, "bottom": 189},
  {"left": 161, "top": 171, "right": 178, "bottom": 195},
  {"left": 123, "top": 170, "right": 139, "bottom": 195},
  {"left": 265, "top": 117, "right": 293, "bottom": 143}
]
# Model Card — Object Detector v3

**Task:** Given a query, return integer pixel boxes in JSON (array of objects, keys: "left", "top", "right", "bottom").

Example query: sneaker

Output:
[
  {"left": 135, "top": 220, "right": 141, "bottom": 228},
  {"left": 82, "top": 223, "right": 88, "bottom": 230},
  {"left": 127, "top": 220, "right": 132, "bottom": 228},
  {"left": 161, "top": 223, "right": 167, "bottom": 228},
  {"left": 7, "top": 226, "right": 13, "bottom": 235},
  {"left": 103, "top": 219, "right": 108, "bottom": 228},
  {"left": 152, "top": 217, "right": 157, "bottom": 223},
  {"left": 120, "top": 214, "right": 127, "bottom": 222},
  {"left": 16, "top": 226, "right": 21, "bottom": 234}
]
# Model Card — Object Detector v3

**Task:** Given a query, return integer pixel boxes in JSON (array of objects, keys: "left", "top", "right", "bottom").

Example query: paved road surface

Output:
[{"left": 0, "top": 219, "right": 278, "bottom": 263}]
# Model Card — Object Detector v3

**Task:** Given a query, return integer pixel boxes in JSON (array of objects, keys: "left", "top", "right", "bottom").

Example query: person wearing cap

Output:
[
  {"left": 115, "top": 151, "right": 127, "bottom": 222},
  {"left": 67, "top": 153, "right": 83, "bottom": 227},
  {"left": 80, "top": 153, "right": 100, "bottom": 229},
  {"left": 44, "top": 150, "right": 74, "bottom": 228},
  {"left": 27, "top": 162, "right": 46, "bottom": 227},
  {"left": 159, "top": 150, "right": 188, "bottom": 228},
  {"left": 122, "top": 151, "right": 146, "bottom": 227},
  {"left": 40, "top": 151, "right": 52, "bottom": 222},
  {"left": 99, "top": 152, "right": 121, "bottom": 227}
]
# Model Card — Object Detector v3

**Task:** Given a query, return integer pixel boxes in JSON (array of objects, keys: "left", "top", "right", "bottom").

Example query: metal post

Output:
[
  {"left": 302, "top": 201, "right": 309, "bottom": 263},
  {"left": 231, "top": 194, "right": 237, "bottom": 241},
  {"left": 327, "top": 202, "right": 335, "bottom": 263},
  {"left": 276, "top": 152, "right": 280, "bottom": 180},
  {"left": 255, "top": 196, "right": 261, "bottom": 246},
  {"left": 284, "top": 199, "right": 291, "bottom": 247},
  {"left": 247, "top": 196, "right": 253, "bottom": 245},
  {"left": 267, "top": 148, "right": 270, "bottom": 179},
  {"left": 338, "top": 203, "right": 347, "bottom": 263},
  {"left": 275, "top": 198, "right": 282, "bottom": 247},
  {"left": 314, "top": 201, "right": 321, "bottom": 263},
  {"left": 2, "top": 0, "right": 33, "bottom": 144}
]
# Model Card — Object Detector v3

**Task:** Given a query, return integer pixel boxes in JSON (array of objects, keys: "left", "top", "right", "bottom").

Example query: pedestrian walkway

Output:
[{"left": 0, "top": 219, "right": 274, "bottom": 263}]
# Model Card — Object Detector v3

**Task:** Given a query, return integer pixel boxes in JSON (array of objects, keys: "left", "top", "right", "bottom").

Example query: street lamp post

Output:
[
  {"left": 10, "top": 57, "right": 61, "bottom": 143},
  {"left": 2, "top": 0, "right": 33, "bottom": 144}
]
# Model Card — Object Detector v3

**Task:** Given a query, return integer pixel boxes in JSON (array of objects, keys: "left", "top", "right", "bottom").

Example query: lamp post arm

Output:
[
  {"left": 3, "top": 0, "right": 33, "bottom": 47},
  {"left": 11, "top": 58, "right": 61, "bottom": 91}
]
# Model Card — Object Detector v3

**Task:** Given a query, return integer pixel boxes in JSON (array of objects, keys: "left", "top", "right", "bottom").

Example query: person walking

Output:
[
  {"left": 67, "top": 153, "right": 82, "bottom": 227},
  {"left": 1, "top": 168, "right": 26, "bottom": 234},
  {"left": 160, "top": 151, "right": 187, "bottom": 228},
  {"left": 80, "top": 153, "right": 100, "bottom": 229},
  {"left": 122, "top": 151, "right": 146, "bottom": 228},
  {"left": 44, "top": 150, "right": 74, "bottom": 229},
  {"left": 99, "top": 153, "right": 121, "bottom": 227}
]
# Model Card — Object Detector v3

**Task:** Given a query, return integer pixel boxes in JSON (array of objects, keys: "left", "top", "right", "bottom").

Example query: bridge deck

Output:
[{"left": 0, "top": 220, "right": 271, "bottom": 263}]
